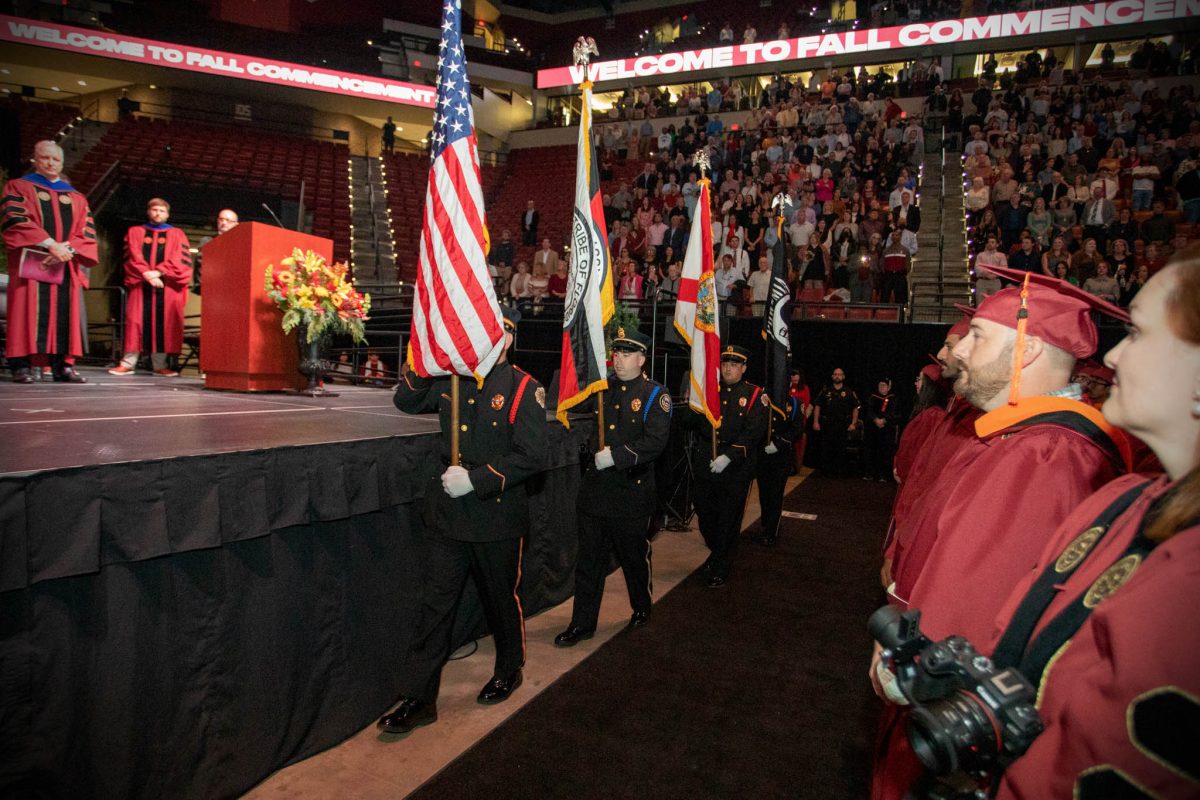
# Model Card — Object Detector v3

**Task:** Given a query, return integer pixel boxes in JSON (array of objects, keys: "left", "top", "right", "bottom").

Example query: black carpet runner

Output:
[{"left": 409, "top": 474, "right": 894, "bottom": 799}]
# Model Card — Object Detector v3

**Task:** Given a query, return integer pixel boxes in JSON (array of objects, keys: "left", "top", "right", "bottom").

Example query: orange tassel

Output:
[{"left": 1008, "top": 274, "right": 1031, "bottom": 406}]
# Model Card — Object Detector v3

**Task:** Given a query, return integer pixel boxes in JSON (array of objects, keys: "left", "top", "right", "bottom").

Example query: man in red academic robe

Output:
[
  {"left": 109, "top": 197, "right": 192, "bottom": 376},
  {"left": 871, "top": 266, "right": 1132, "bottom": 800},
  {"left": 2, "top": 140, "right": 98, "bottom": 383},
  {"left": 880, "top": 309, "right": 980, "bottom": 588}
]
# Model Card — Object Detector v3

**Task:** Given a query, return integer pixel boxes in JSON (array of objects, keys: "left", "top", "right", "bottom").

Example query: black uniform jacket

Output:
[
  {"left": 394, "top": 362, "right": 547, "bottom": 542},
  {"left": 766, "top": 394, "right": 806, "bottom": 451},
  {"left": 690, "top": 379, "right": 769, "bottom": 483},
  {"left": 576, "top": 373, "right": 673, "bottom": 519}
]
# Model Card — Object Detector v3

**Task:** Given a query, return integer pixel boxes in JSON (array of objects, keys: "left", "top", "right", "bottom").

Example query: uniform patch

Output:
[
  {"left": 617, "top": 326, "right": 625, "bottom": 338},
  {"left": 761, "top": 394, "right": 769, "bottom": 406},
  {"left": 1074, "top": 765, "right": 1154, "bottom": 799},
  {"left": 630, "top": 398, "right": 642, "bottom": 412},
  {"left": 659, "top": 393, "right": 671, "bottom": 412},
  {"left": 739, "top": 397, "right": 747, "bottom": 407},
  {"left": 1129, "top": 687, "right": 1200, "bottom": 782},
  {"left": 1055, "top": 525, "right": 1105, "bottom": 573},
  {"left": 534, "top": 386, "right": 546, "bottom": 408},
  {"left": 491, "top": 393, "right": 505, "bottom": 411},
  {"left": 59, "top": 194, "right": 72, "bottom": 205},
  {"left": 1083, "top": 554, "right": 1142, "bottom": 608},
  {"left": 36, "top": 191, "right": 51, "bottom": 202}
]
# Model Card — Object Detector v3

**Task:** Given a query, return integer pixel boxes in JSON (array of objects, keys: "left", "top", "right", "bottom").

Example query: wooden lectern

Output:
[{"left": 200, "top": 222, "right": 332, "bottom": 391}]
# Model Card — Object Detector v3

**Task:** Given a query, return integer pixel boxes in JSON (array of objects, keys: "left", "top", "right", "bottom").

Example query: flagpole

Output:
[
  {"left": 450, "top": 374, "right": 461, "bottom": 466},
  {"left": 597, "top": 391, "right": 606, "bottom": 450}
]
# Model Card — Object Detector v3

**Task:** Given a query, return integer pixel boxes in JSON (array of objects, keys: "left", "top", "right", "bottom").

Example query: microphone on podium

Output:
[{"left": 261, "top": 203, "right": 287, "bottom": 229}]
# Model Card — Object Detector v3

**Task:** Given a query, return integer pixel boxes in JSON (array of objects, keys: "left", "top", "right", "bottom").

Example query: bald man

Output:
[{"left": 1, "top": 140, "right": 98, "bottom": 383}]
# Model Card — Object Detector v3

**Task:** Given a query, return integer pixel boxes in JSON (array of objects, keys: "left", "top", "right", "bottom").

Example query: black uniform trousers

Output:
[
  {"left": 398, "top": 532, "right": 525, "bottom": 704},
  {"left": 821, "top": 422, "right": 852, "bottom": 477},
  {"left": 570, "top": 511, "right": 652, "bottom": 629},
  {"left": 755, "top": 448, "right": 791, "bottom": 540},
  {"left": 864, "top": 424, "right": 897, "bottom": 480},
  {"left": 693, "top": 477, "right": 752, "bottom": 579}
]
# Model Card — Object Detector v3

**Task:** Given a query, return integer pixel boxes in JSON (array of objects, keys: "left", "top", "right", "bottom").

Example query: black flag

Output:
[{"left": 762, "top": 210, "right": 792, "bottom": 407}]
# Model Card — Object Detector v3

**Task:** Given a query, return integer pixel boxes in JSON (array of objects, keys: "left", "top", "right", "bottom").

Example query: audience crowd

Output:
[
  {"left": 957, "top": 48, "right": 1199, "bottom": 305},
  {"left": 495, "top": 74, "right": 935, "bottom": 312}
]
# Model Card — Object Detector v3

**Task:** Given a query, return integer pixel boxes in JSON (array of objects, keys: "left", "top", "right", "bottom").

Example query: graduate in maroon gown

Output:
[
  {"left": 871, "top": 266, "right": 1133, "bottom": 800},
  {"left": 109, "top": 198, "right": 192, "bottom": 376},
  {"left": 891, "top": 361, "right": 950, "bottom": 485},
  {"left": 2, "top": 140, "right": 98, "bottom": 383},
  {"left": 985, "top": 246, "right": 1200, "bottom": 799},
  {"left": 880, "top": 310, "right": 980, "bottom": 589}
]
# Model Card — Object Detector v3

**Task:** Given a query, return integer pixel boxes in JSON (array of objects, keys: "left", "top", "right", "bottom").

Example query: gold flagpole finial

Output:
[{"left": 573, "top": 36, "right": 599, "bottom": 66}]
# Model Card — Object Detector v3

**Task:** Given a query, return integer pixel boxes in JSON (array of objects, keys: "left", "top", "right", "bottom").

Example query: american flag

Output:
[{"left": 408, "top": 0, "right": 504, "bottom": 381}]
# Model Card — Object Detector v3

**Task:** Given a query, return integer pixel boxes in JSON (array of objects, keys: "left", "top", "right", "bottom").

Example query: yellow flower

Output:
[
  {"left": 278, "top": 271, "right": 295, "bottom": 284},
  {"left": 314, "top": 286, "right": 330, "bottom": 298}
]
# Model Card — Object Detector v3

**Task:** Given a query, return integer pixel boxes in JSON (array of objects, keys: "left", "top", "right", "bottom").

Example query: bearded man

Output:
[{"left": 870, "top": 266, "right": 1133, "bottom": 800}]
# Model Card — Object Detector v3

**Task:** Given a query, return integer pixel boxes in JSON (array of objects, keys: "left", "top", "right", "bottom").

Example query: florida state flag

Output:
[{"left": 674, "top": 176, "right": 721, "bottom": 428}]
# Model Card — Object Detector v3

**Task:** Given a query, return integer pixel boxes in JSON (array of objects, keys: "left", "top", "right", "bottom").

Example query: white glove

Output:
[
  {"left": 594, "top": 447, "right": 615, "bottom": 470},
  {"left": 875, "top": 658, "right": 910, "bottom": 706},
  {"left": 764, "top": 442, "right": 779, "bottom": 455},
  {"left": 710, "top": 454, "right": 731, "bottom": 474},
  {"left": 441, "top": 465, "right": 474, "bottom": 498}
]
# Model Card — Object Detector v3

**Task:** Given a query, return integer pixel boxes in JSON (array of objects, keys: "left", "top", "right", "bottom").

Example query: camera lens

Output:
[{"left": 908, "top": 691, "right": 1001, "bottom": 775}]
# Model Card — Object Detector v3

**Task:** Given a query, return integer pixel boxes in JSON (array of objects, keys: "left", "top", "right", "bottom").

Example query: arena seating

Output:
[
  {"left": 6, "top": 97, "right": 79, "bottom": 157},
  {"left": 69, "top": 117, "right": 352, "bottom": 262},
  {"left": 381, "top": 150, "right": 513, "bottom": 282}
]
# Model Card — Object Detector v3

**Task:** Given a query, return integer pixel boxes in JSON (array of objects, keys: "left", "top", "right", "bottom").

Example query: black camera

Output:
[{"left": 869, "top": 605, "right": 1044, "bottom": 780}]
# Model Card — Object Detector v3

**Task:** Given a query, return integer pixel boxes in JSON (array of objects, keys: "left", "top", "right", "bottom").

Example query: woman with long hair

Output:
[
  {"left": 1041, "top": 234, "right": 1071, "bottom": 277},
  {"left": 1026, "top": 196, "right": 1053, "bottom": 246},
  {"left": 893, "top": 363, "right": 952, "bottom": 486},
  {"left": 988, "top": 247, "right": 1200, "bottom": 799}
]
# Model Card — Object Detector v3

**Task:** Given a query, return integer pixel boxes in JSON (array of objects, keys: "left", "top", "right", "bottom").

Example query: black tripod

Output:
[{"left": 659, "top": 426, "right": 697, "bottom": 531}]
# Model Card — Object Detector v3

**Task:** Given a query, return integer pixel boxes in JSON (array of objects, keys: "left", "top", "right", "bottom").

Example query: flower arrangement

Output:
[{"left": 265, "top": 248, "right": 371, "bottom": 343}]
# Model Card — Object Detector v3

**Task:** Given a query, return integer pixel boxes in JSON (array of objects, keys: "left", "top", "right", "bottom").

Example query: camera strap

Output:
[{"left": 991, "top": 480, "right": 1160, "bottom": 691}]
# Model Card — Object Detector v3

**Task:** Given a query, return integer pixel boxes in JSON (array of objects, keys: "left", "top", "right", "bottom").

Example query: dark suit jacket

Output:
[
  {"left": 521, "top": 209, "right": 539, "bottom": 234},
  {"left": 892, "top": 204, "right": 921, "bottom": 233}
]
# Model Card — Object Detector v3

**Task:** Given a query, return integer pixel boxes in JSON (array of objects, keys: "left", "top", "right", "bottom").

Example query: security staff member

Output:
[
  {"left": 814, "top": 367, "right": 860, "bottom": 477},
  {"left": 555, "top": 328, "right": 672, "bottom": 646},
  {"left": 689, "top": 344, "right": 768, "bottom": 588},
  {"left": 754, "top": 393, "right": 805, "bottom": 546},
  {"left": 379, "top": 307, "right": 547, "bottom": 736}
]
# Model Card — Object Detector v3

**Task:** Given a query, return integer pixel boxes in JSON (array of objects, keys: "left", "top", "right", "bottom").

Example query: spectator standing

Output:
[
  {"left": 1082, "top": 260, "right": 1120, "bottom": 304},
  {"left": 521, "top": 200, "right": 539, "bottom": 246},
  {"left": 381, "top": 116, "right": 396, "bottom": 155},
  {"left": 490, "top": 228, "right": 515, "bottom": 286},
  {"left": 1081, "top": 186, "right": 1116, "bottom": 253}
]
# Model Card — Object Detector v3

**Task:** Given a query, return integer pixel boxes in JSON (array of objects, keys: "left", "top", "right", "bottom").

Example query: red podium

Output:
[{"left": 200, "top": 222, "right": 332, "bottom": 391}]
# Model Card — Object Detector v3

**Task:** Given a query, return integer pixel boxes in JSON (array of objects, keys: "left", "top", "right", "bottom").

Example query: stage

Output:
[
  {"left": 0, "top": 372, "right": 440, "bottom": 477},
  {"left": 0, "top": 368, "right": 587, "bottom": 800}
]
